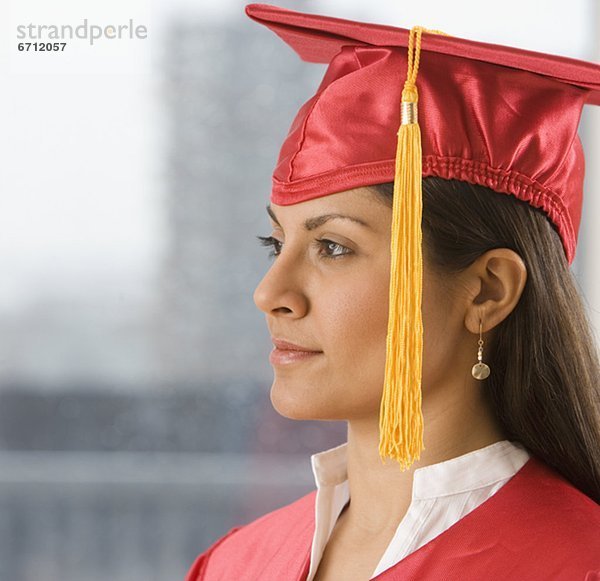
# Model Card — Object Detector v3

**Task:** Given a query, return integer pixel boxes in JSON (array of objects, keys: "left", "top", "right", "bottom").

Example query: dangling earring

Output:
[{"left": 471, "top": 319, "right": 491, "bottom": 380}]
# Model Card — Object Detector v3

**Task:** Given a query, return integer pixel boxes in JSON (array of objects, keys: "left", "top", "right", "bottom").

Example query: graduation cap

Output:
[{"left": 245, "top": 3, "right": 600, "bottom": 470}]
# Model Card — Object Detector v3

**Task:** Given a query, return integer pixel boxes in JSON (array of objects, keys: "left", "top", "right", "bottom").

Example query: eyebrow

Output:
[{"left": 266, "top": 204, "right": 372, "bottom": 231}]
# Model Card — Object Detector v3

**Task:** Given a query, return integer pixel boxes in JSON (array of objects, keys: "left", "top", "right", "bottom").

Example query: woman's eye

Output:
[
  {"left": 255, "top": 235, "right": 352, "bottom": 260},
  {"left": 313, "top": 239, "right": 352, "bottom": 259},
  {"left": 256, "top": 235, "right": 282, "bottom": 259}
]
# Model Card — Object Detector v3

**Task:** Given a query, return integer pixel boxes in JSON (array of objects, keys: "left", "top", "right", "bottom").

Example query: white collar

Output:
[{"left": 310, "top": 439, "right": 530, "bottom": 500}]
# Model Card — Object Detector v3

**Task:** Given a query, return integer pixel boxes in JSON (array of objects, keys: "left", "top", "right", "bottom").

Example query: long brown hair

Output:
[{"left": 373, "top": 176, "right": 600, "bottom": 503}]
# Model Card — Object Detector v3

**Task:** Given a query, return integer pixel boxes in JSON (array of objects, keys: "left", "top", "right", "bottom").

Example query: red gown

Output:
[{"left": 185, "top": 456, "right": 600, "bottom": 580}]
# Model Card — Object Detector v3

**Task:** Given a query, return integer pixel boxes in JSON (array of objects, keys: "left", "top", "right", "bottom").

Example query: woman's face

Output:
[{"left": 253, "top": 187, "right": 455, "bottom": 422}]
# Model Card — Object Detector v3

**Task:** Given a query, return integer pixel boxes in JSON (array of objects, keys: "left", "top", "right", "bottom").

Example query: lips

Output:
[
  {"left": 270, "top": 337, "right": 323, "bottom": 366},
  {"left": 271, "top": 338, "right": 322, "bottom": 353}
]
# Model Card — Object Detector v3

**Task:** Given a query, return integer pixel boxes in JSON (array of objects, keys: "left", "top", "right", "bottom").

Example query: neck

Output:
[{"left": 343, "top": 384, "right": 507, "bottom": 534}]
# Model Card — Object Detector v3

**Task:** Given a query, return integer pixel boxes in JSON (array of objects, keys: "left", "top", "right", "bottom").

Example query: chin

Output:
[{"left": 269, "top": 380, "right": 337, "bottom": 421}]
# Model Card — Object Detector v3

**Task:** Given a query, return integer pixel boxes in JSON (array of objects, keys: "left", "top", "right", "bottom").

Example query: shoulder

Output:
[
  {"left": 185, "top": 490, "right": 316, "bottom": 581},
  {"left": 512, "top": 456, "right": 600, "bottom": 557},
  {"left": 525, "top": 456, "right": 600, "bottom": 522}
]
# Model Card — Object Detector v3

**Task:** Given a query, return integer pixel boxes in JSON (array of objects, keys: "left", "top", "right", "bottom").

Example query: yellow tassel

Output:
[{"left": 378, "top": 26, "right": 449, "bottom": 470}]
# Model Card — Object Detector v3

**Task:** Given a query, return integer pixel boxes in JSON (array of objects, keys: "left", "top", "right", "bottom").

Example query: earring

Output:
[{"left": 471, "top": 319, "right": 491, "bottom": 380}]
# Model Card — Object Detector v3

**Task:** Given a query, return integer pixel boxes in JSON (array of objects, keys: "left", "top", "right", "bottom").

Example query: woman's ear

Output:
[{"left": 463, "top": 248, "right": 528, "bottom": 334}]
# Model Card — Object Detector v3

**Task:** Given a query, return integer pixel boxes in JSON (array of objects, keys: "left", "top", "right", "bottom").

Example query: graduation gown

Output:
[{"left": 185, "top": 456, "right": 600, "bottom": 580}]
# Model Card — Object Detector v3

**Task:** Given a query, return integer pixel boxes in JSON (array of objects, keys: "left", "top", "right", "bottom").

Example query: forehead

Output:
[{"left": 268, "top": 186, "right": 390, "bottom": 225}]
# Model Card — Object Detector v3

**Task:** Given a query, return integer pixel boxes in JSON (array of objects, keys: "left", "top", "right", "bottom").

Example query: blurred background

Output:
[{"left": 0, "top": 0, "right": 598, "bottom": 579}]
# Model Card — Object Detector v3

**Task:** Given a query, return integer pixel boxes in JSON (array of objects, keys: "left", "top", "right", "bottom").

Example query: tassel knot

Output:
[{"left": 401, "top": 84, "right": 418, "bottom": 104}]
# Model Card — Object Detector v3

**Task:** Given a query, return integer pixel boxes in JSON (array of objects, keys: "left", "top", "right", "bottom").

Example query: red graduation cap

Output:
[{"left": 245, "top": 3, "right": 600, "bottom": 469}]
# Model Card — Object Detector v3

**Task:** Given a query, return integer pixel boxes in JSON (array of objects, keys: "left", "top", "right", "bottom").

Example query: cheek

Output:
[
  {"left": 318, "top": 268, "right": 390, "bottom": 415},
  {"left": 421, "top": 274, "right": 458, "bottom": 394}
]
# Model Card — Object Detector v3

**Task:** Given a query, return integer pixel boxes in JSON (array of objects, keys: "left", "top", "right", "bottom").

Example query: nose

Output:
[{"left": 253, "top": 256, "right": 309, "bottom": 318}]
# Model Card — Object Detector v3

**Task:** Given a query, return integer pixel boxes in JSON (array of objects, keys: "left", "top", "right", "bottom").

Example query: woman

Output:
[{"left": 186, "top": 4, "right": 600, "bottom": 580}]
